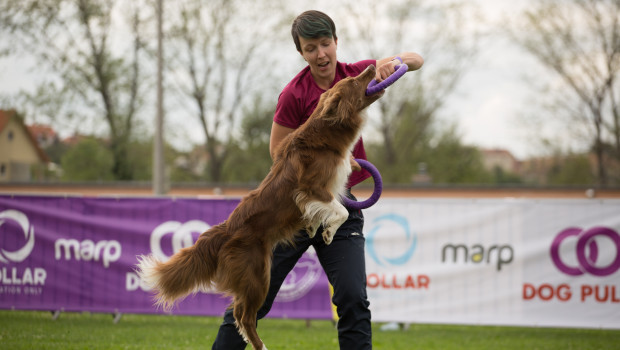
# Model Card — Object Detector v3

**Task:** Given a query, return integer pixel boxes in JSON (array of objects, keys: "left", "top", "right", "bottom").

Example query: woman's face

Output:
[{"left": 298, "top": 36, "right": 338, "bottom": 86}]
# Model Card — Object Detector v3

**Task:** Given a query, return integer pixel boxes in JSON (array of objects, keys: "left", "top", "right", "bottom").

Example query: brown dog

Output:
[{"left": 136, "top": 64, "right": 382, "bottom": 350}]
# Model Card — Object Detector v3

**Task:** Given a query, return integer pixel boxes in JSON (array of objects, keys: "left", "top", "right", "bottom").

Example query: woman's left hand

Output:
[
  {"left": 350, "top": 156, "right": 362, "bottom": 172},
  {"left": 375, "top": 58, "right": 401, "bottom": 82}
]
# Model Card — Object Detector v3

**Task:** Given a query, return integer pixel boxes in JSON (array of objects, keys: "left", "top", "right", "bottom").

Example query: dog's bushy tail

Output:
[{"left": 136, "top": 223, "right": 229, "bottom": 311}]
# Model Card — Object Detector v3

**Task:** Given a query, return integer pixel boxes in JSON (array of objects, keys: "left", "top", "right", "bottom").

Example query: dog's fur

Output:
[{"left": 136, "top": 65, "right": 382, "bottom": 350}]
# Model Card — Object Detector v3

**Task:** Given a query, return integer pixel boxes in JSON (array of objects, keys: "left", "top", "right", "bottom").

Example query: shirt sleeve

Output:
[{"left": 273, "top": 87, "right": 302, "bottom": 129}]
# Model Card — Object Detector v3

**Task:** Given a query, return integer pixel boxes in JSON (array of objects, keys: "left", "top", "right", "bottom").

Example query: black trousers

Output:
[{"left": 211, "top": 196, "right": 372, "bottom": 350}]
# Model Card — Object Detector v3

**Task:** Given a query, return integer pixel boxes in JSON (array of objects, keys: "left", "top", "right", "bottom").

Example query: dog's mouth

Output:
[
  {"left": 358, "top": 65, "right": 377, "bottom": 86},
  {"left": 358, "top": 65, "right": 380, "bottom": 92},
  {"left": 357, "top": 65, "right": 384, "bottom": 101}
]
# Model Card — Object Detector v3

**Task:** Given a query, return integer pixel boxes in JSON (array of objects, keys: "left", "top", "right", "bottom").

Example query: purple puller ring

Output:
[
  {"left": 366, "top": 63, "right": 408, "bottom": 96},
  {"left": 341, "top": 159, "right": 383, "bottom": 210}
]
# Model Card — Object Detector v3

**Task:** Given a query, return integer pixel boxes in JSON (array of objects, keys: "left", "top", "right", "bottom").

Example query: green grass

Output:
[{"left": 0, "top": 310, "right": 618, "bottom": 349}]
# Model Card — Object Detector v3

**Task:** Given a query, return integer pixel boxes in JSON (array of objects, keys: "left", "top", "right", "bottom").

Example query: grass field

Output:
[{"left": 1, "top": 310, "right": 619, "bottom": 349}]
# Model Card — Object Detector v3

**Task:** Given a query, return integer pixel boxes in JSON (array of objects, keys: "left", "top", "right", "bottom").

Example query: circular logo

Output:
[
  {"left": 275, "top": 247, "right": 322, "bottom": 302},
  {"left": 550, "top": 226, "right": 620, "bottom": 276},
  {"left": 0, "top": 209, "right": 35, "bottom": 264},
  {"left": 150, "top": 220, "right": 210, "bottom": 261},
  {"left": 366, "top": 214, "right": 417, "bottom": 266}
]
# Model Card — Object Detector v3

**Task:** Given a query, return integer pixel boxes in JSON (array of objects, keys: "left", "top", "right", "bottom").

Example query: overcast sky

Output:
[
  {"left": 0, "top": 0, "right": 557, "bottom": 160},
  {"left": 442, "top": 0, "right": 552, "bottom": 160}
]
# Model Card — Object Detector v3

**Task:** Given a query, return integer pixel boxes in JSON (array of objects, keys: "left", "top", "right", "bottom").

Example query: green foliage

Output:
[
  {"left": 42, "top": 141, "right": 71, "bottom": 165},
  {"left": 367, "top": 91, "right": 434, "bottom": 183},
  {"left": 222, "top": 143, "right": 272, "bottom": 183},
  {"left": 107, "top": 138, "right": 210, "bottom": 183},
  {"left": 366, "top": 81, "right": 501, "bottom": 185},
  {"left": 124, "top": 139, "right": 152, "bottom": 182},
  {"left": 50, "top": 134, "right": 207, "bottom": 183},
  {"left": 221, "top": 98, "right": 274, "bottom": 183},
  {"left": 368, "top": 123, "right": 495, "bottom": 185},
  {"left": 60, "top": 138, "right": 114, "bottom": 181},
  {"left": 424, "top": 129, "right": 493, "bottom": 184},
  {"left": 491, "top": 166, "right": 523, "bottom": 185},
  {"left": 547, "top": 154, "right": 596, "bottom": 185}
]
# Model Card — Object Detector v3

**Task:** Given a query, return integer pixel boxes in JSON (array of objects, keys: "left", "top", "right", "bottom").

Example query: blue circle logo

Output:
[{"left": 366, "top": 214, "right": 417, "bottom": 266}]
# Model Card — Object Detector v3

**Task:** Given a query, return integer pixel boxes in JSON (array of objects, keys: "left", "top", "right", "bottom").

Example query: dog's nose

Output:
[{"left": 359, "top": 65, "right": 376, "bottom": 80}]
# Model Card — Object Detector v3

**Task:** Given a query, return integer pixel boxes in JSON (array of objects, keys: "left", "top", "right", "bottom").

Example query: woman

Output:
[{"left": 212, "top": 10, "right": 423, "bottom": 349}]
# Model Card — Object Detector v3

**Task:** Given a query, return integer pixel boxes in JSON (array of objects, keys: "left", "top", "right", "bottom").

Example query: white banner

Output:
[{"left": 363, "top": 198, "right": 620, "bottom": 329}]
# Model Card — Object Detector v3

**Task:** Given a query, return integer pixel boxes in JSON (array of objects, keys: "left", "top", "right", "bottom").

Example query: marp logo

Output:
[
  {"left": 551, "top": 226, "right": 620, "bottom": 277},
  {"left": 150, "top": 220, "right": 210, "bottom": 261},
  {"left": 275, "top": 248, "right": 322, "bottom": 302},
  {"left": 366, "top": 214, "right": 417, "bottom": 267},
  {"left": 0, "top": 209, "right": 35, "bottom": 264}
]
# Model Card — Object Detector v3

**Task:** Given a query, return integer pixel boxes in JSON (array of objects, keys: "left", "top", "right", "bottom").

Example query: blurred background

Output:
[{"left": 1, "top": 0, "right": 619, "bottom": 192}]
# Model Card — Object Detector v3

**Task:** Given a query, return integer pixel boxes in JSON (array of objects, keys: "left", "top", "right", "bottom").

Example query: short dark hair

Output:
[{"left": 291, "top": 10, "right": 337, "bottom": 52}]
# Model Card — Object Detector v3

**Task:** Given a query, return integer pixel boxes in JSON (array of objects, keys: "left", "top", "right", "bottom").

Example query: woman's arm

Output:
[
  {"left": 269, "top": 122, "right": 295, "bottom": 160},
  {"left": 375, "top": 52, "right": 424, "bottom": 82}
]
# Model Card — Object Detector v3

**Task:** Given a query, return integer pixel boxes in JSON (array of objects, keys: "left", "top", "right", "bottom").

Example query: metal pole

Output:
[{"left": 153, "top": 0, "right": 166, "bottom": 195}]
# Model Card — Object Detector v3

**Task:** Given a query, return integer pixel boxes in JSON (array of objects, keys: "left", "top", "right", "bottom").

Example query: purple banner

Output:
[{"left": 0, "top": 195, "right": 332, "bottom": 319}]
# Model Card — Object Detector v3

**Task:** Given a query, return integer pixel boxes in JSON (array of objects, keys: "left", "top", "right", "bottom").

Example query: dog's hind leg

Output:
[
  {"left": 230, "top": 244, "right": 271, "bottom": 350},
  {"left": 234, "top": 300, "right": 266, "bottom": 350}
]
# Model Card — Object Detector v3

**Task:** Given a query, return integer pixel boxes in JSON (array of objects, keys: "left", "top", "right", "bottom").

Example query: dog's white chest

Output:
[{"left": 331, "top": 157, "right": 351, "bottom": 199}]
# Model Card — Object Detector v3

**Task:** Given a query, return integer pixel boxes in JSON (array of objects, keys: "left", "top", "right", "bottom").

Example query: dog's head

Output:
[{"left": 316, "top": 65, "right": 383, "bottom": 123}]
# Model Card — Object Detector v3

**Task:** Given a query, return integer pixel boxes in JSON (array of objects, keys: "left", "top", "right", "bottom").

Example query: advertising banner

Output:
[
  {"left": 1, "top": 194, "right": 618, "bottom": 328},
  {"left": 0, "top": 195, "right": 332, "bottom": 319},
  {"left": 363, "top": 198, "right": 620, "bottom": 329}
]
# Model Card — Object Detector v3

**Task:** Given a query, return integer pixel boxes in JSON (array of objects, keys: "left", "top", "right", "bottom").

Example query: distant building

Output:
[
  {"left": 28, "top": 123, "right": 59, "bottom": 149},
  {"left": 411, "top": 162, "right": 432, "bottom": 184},
  {"left": 518, "top": 156, "right": 553, "bottom": 184},
  {"left": 61, "top": 134, "right": 88, "bottom": 147},
  {"left": 480, "top": 148, "right": 520, "bottom": 174},
  {"left": 0, "top": 110, "right": 50, "bottom": 182}
]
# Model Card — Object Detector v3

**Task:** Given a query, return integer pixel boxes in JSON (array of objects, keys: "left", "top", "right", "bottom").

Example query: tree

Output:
[
  {"left": 423, "top": 128, "right": 493, "bottom": 184},
  {"left": 0, "top": 0, "right": 149, "bottom": 180},
  {"left": 341, "top": 0, "right": 479, "bottom": 182},
  {"left": 222, "top": 97, "right": 274, "bottom": 183},
  {"left": 546, "top": 153, "right": 596, "bottom": 185},
  {"left": 164, "top": 0, "right": 285, "bottom": 183},
  {"left": 368, "top": 124, "right": 493, "bottom": 184},
  {"left": 508, "top": 0, "right": 620, "bottom": 185},
  {"left": 366, "top": 98, "right": 434, "bottom": 183},
  {"left": 61, "top": 137, "right": 114, "bottom": 181}
]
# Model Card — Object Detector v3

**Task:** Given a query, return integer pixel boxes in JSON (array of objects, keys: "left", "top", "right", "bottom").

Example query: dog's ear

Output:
[
  {"left": 322, "top": 89, "right": 342, "bottom": 116},
  {"left": 337, "top": 96, "right": 355, "bottom": 122},
  {"left": 322, "top": 88, "right": 356, "bottom": 124}
]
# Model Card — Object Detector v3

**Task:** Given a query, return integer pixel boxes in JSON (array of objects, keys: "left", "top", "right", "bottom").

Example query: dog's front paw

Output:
[
  {"left": 305, "top": 222, "right": 320, "bottom": 238},
  {"left": 322, "top": 229, "right": 335, "bottom": 245}
]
